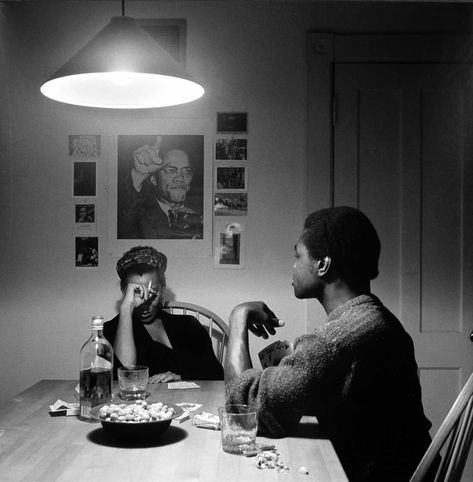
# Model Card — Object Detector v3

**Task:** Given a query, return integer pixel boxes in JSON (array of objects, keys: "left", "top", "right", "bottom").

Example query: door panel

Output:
[
  {"left": 334, "top": 63, "right": 473, "bottom": 447},
  {"left": 422, "top": 88, "right": 464, "bottom": 333}
]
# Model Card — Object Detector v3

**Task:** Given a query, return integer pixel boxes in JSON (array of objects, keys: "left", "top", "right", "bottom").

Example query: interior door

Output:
[{"left": 333, "top": 62, "right": 473, "bottom": 474}]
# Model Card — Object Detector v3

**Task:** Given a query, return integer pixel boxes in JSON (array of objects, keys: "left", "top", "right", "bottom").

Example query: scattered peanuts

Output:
[
  {"left": 255, "top": 449, "right": 289, "bottom": 472},
  {"left": 97, "top": 400, "right": 175, "bottom": 423}
]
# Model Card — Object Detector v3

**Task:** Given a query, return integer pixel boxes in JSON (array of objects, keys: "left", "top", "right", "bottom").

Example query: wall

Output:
[{"left": 0, "top": 0, "right": 471, "bottom": 403}]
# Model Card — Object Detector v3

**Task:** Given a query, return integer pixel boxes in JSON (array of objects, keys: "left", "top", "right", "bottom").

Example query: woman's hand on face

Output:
[
  {"left": 122, "top": 282, "right": 149, "bottom": 309},
  {"left": 148, "top": 372, "right": 182, "bottom": 383}
]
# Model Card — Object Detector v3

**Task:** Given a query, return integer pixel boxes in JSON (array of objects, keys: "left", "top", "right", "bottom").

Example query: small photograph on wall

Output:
[
  {"left": 69, "top": 135, "right": 101, "bottom": 158},
  {"left": 73, "top": 162, "right": 96, "bottom": 197},
  {"left": 215, "top": 165, "right": 247, "bottom": 191},
  {"left": 75, "top": 203, "right": 95, "bottom": 228},
  {"left": 217, "top": 113, "right": 248, "bottom": 133},
  {"left": 214, "top": 221, "right": 245, "bottom": 269},
  {"left": 214, "top": 193, "right": 247, "bottom": 216},
  {"left": 116, "top": 134, "right": 205, "bottom": 240},
  {"left": 215, "top": 137, "right": 247, "bottom": 160},
  {"left": 75, "top": 236, "right": 98, "bottom": 268}
]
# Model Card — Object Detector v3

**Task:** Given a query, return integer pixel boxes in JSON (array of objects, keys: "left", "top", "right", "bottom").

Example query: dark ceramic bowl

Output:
[{"left": 90, "top": 402, "right": 183, "bottom": 441}]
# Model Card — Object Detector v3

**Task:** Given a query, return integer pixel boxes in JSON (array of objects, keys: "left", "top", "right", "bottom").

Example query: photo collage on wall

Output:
[
  {"left": 70, "top": 134, "right": 100, "bottom": 268},
  {"left": 214, "top": 113, "right": 248, "bottom": 269}
]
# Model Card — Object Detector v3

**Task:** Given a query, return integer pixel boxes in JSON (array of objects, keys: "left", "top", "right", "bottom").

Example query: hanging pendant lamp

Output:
[{"left": 40, "top": 3, "right": 204, "bottom": 109}]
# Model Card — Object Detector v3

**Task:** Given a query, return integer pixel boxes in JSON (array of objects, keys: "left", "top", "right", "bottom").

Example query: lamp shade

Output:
[{"left": 40, "top": 16, "right": 205, "bottom": 109}]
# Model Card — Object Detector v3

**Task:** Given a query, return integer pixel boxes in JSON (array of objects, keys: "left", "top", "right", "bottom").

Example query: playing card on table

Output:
[
  {"left": 258, "top": 340, "right": 293, "bottom": 368},
  {"left": 168, "top": 381, "right": 201, "bottom": 390}
]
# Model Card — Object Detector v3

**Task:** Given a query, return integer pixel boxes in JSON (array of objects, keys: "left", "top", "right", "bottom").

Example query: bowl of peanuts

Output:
[{"left": 91, "top": 400, "right": 184, "bottom": 440}]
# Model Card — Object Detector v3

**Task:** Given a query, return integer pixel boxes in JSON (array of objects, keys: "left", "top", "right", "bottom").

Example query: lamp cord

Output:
[{"left": 122, "top": 0, "right": 125, "bottom": 16}]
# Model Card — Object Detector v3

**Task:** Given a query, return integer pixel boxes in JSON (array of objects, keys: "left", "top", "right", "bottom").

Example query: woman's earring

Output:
[{"left": 159, "top": 296, "right": 168, "bottom": 308}]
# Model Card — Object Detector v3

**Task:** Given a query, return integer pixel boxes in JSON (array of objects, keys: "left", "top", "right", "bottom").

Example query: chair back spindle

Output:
[
  {"left": 410, "top": 372, "right": 473, "bottom": 482},
  {"left": 164, "top": 302, "right": 229, "bottom": 364}
]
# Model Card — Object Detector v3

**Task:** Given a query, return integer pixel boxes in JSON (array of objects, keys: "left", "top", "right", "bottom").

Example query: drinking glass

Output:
[
  {"left": 218, "top": 404, "right": 258, "bottom": 454},
  {"left": 117, "top": 365, "right": 149, "bottom": 400}
]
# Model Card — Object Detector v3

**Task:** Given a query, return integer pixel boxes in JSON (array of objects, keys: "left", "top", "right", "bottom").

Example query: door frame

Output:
[{"left": 306, "top": 32, "right": 472, "bottom": 211}]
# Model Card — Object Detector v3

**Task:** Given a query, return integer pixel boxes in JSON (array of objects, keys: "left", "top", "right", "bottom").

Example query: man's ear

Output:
[
  {"left": 150, "top": 175, "right": 157, "bottom": 186},
  {"left": 316, "top": 256, "right": 331, "bottom": 276}
]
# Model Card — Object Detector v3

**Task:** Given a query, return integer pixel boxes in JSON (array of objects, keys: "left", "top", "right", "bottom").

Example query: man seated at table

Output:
[{"left": 224, "top": 206, "right": 433, "bottom": 482}]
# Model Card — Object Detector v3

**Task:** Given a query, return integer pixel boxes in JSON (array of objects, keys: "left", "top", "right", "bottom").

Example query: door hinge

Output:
[{"left": 332, "top": 95, "right": 337, "bottom": 127}]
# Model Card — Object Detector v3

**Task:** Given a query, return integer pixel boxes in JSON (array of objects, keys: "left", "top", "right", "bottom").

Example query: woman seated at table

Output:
[{"left": 104, "top": 245, "right": 224, "bottom": 382}]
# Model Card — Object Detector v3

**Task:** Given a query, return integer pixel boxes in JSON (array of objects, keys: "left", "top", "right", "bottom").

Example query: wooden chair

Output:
[
  {"left": 164, "top": 301, "right": 229, "bottom": 364},
  {"left": 410, "top": 372, "right": 473, "bottom": 482}
]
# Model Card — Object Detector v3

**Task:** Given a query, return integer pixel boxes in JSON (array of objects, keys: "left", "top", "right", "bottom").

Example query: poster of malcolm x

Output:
[{"left": 117, "top": 135, "right": 204, "bottom": 240}]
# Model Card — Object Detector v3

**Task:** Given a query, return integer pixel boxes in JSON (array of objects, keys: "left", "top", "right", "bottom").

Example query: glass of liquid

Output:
[
  {"left": 218, "top": 404, "right": 258, "bottom": 454},
  {"left": 117, "top": 365, "right": 149, "bottom": 400}
]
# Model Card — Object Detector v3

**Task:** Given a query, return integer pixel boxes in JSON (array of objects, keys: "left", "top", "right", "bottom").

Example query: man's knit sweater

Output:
[{"left": 225, "top": 294, "right": 432, "bottom": 481}]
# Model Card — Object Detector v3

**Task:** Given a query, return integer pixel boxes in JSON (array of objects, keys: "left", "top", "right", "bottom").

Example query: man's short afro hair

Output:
[{"left": 301, "top": 206, "right": 381, "bottom": 285}]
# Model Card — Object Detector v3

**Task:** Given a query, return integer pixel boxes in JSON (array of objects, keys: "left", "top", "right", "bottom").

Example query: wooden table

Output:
[{"left": 0, "top": 380, "right": 348, "bottom": 481}]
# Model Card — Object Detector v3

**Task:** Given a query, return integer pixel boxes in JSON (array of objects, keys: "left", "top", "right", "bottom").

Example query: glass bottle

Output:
[{"left": 79, "top": 316, "right": 113, "bottom": 421}]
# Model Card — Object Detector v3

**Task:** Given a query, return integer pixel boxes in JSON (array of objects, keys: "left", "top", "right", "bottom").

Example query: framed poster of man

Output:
[
  {"left": 116, "top": 134, "right": 204, "bottom": 240},
  {"left": 107, "top": 121, "right": 213, "bottom": 258}
]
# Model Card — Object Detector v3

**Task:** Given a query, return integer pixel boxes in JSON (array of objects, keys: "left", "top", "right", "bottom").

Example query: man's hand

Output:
[
  {"left": 231, "top": 301, "right": 284, "bottom": 339},
  {"left": 131, "top": 136, "right": 163, "bottom": 191},
  {"left": 224, "top": 301, "right": 284, "bottom": 383},
  {"left": 149, "top": 371, "right": 182, "bottom": 383}
]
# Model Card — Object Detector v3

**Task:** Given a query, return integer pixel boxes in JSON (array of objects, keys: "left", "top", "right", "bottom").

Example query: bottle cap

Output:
[{"left": 91, "top": 316, "right": 104, "bottom": 329}]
